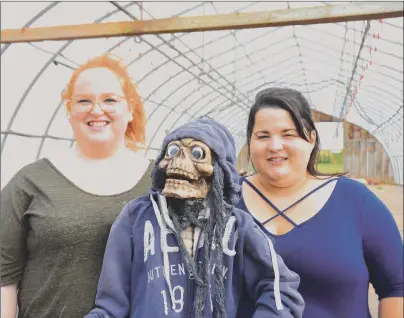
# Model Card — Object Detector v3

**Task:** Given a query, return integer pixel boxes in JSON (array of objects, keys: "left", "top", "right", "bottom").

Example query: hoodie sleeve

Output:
[
  {"left": 85, "top": 203, "right": 134, "bottom": 318},
  {"left": 242, "top": 219, "right": 304, "bottom": 318}
]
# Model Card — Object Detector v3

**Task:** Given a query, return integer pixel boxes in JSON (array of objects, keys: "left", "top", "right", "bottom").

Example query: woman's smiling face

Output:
[
  {"left": 249, "top": 106, "right": 315, "bottom": 185},
  {"left": 68, "top": 67, "right": 133, "bottom": 148}
]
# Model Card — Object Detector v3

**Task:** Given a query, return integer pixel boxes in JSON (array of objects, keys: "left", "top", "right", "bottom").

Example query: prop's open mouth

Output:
[
  {"left": 165, "top": 178, "right": 197, "bottom": 189},
  {"left": 167, "top": 169, "right": 198, "bottom": 180},
  {"left": 165, "top": 169, "right": 203, "bottom": 189}
]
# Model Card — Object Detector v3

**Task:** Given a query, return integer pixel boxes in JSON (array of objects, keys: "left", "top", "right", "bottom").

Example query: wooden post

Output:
[{"left": 1, "top": 2, "right": 403, "bottom": 43}]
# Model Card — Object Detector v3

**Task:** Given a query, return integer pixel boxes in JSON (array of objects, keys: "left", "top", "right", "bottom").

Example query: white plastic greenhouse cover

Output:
[{"left": 1, "top": 2, "right": 403, "bottom": 187}]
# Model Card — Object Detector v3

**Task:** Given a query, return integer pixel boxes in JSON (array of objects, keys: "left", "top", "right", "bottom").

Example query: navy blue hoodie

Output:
[{"left": 85, "top": 119, "right": 304, "bottom": 318}]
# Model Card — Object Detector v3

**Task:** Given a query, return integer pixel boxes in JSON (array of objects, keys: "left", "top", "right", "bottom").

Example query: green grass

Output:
[{"left": 317, "top": 163, "right": 345, "bottom": 174}]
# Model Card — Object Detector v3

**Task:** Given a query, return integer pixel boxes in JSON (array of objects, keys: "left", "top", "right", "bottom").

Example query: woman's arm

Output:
[
  {"left": 360, "top": 189, "right": 403, "bottom": 315},
  {"left": 379, "top": 297, "right": 403, "bottom": 318},
  {"left": 1, "top": 172, "right": 32, "bottom": 318},
  {"left": 1, "top": 284, "right": 18, "bottom": 318}
]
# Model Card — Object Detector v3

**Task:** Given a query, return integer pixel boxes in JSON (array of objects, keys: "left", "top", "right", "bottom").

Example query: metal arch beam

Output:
[
  {"left": 212, "top": 41, "right": 389, "bottom": 90},
  {"left": 223, "top": 90, "right": 400, "bottom": 148},
  {"left": 133, "top": 27, "right": 285, "bottom": 107},
  {"left": 351, "top": 99, "right": 378, "bottom": 127},
  {"left": 1, "top": 2, "right": 59, "bottom": 56},
  {"left": 1, "top": 3, "right": 136, "bottom": 156},
  {"left": 333, "top": 88, "right": 399, "bottom": 120},
  {"left": 296, "top": 47, "right": 401, "bottom": 100},
  {"left": 294, "top": 45, "right": 403, "bottom": 92},
  {"left": 209, "top": 78, "right": 345, "bottom": 131},
  {"left": 337, "top": 94, "right": 398, "bottom": 123},
  {"left": 297, "top": 32, "right": 403, "bottom": 69},
  {"left": 201, "top": 61, "right": 342, "bottom": 118},
  {"left": 2, "top": 2, "right": 403, "bottom": 43},
  {"left": 246, "top": 78, "right": 343, "bottom": 97},
  {"left": 169, "top": 42, "right": 298, "bottom": 114},
  {"left": 298, "top": 35, "right": 403, "bottom": 78},
  {"left": 36, "top": 99, "right": 65, "bottom": 159},
  {"left": 137, "top": 38, "right": 296, "bottom": 116},
  {"left": 304, "top": 49, "right": 404, "bottom": 82},
  {"left": 0, "top": 130, "right": 74, "bottom": 142},
  {"left": 208, "top": 72, "right": 308, "bottom": 124},
  {"left": 132, "top": 32, "right": 288, "bottom": 115},
  {"left": 195, "top": 63, "right": 305, "bottom": 121},
  {"left": 126, "top": 12, "right": 281, "bottom": 70},
  {"left": 296, "top": 54, "right": 403, "bottom": 104},
  {"left": 383, "top": 20, "right": 404, "bottom": 30},
  {"left": 291, "top": 22, "right": 313, "bottom": 105},
  {"left": 106, "top": 3, "right": 206, "bottom": 61},
  {"left": 357, "top": 85, "right": 402, "bottom": 108},
  {"left": 147, "top": 98, "right": 197, "bottom": 119},
  {"left": 184, "top": 56, "right": 303, "bottom": 121},
  {"left": 202, "top": 63, "right": 351, "bottom": 119},
  {"left": 204, "top": 71, "right": 397, "bottom": 130},
  {"left": 187, "top": 25, "right": 403, "bottom": 83},
  {"left": 372, "top": 112, "right": 403, "bottom": 136},
  {"left": 209, "top": 96, "right": 381, "bottom": 149},
  {"left": 137, "top": 2, "right": 253, "bottom": 105},
  {"left": 140, "top": 39, "right": 299, "bottom": 153},
  {"left": 375, "top": 113, "right": 404, "bottom": 138},
  {"left": 333, "top": 22, "right": 404, "bottom": 48},
  {"left": 335, "top": 81, "right": 402, "bottom": 113},
  {"left": 127, "top": 27, "right": 230, "bottom": 69},
  {"left": 358, "top": 95, "right": 402, "bottom": 122},
  {"left": 112, "top": 2, "right": 250, "bottom": 111},
  {"left": 304, "top": 24, "right": 403, "bottom": 60}
]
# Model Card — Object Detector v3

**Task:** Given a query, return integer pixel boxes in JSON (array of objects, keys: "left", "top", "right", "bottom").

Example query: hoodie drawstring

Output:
[
  {"left": 257, "top": 227, "right": 283, "bottom": 310},
  {"left": 150, "top": 194, "right": 177, "bottom": 315}
]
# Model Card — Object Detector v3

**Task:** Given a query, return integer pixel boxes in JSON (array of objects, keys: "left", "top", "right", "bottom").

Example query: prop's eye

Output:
[
  {"left": 191, "top": 146, "right": 205, "bottom": 160},
  {"left": 166, "top": 144, "right": 180, "bottom": 158}
]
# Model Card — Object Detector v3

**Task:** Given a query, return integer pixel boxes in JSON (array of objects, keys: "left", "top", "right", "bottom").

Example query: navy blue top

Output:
[{"left": 236, "top": 176, "right": 403, "bottom": 318}]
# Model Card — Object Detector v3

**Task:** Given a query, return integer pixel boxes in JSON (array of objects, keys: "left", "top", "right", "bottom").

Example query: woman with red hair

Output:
[{"left": 1, "top": 54, "right": 153, "bottom": 318}]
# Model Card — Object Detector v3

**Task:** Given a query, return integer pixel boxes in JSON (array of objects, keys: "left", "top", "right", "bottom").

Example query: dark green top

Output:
[{"left": 0, "top": 158, "right": 153, "bottom": 318}]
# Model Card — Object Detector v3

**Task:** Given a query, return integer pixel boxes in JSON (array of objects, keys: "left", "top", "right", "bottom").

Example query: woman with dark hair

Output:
[{"left": 236, "top": 88, "right": 403, "bottom": 318}]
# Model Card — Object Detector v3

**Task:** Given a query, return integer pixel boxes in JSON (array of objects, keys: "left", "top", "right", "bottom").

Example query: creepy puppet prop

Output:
[{"left": 86, "top": 119, "right": 304, "bottom": 318}]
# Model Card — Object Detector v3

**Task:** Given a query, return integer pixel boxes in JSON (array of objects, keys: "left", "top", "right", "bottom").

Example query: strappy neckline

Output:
[{"left": 241, "top": 177, "right": 340, "bottom": 237}]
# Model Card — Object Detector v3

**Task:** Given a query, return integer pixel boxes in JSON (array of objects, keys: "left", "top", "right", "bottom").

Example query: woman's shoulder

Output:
[
  {"left": 4, "top": 158, "right": 54, "bottom": 186},
  {"left": 333, "top": 176, "right": 370, "bottom": 195}
]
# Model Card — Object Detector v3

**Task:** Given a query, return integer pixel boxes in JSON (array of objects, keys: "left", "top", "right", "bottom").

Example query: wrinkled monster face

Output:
[{"left": 158, "top": 138, "right": 213, "bottom": 199}]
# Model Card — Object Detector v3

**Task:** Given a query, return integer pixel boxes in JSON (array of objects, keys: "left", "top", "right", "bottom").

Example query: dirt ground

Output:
[{"left": 361, "top": 181, "right": 403, "bottom": 317}]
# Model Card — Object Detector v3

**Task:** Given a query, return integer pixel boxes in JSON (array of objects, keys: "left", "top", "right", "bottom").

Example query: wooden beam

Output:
[{"left": 1, "top": 2, "right": 403, "bottom": 43}]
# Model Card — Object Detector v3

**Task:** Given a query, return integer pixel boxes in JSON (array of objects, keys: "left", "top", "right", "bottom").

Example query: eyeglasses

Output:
[{"left": 70, "top": 94, "right": 127, "bottom": 113}]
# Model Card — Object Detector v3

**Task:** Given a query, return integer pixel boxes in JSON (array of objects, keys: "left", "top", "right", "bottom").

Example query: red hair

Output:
[{"left": 62, "top": 54, "right": 146, "bottom": 151}]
